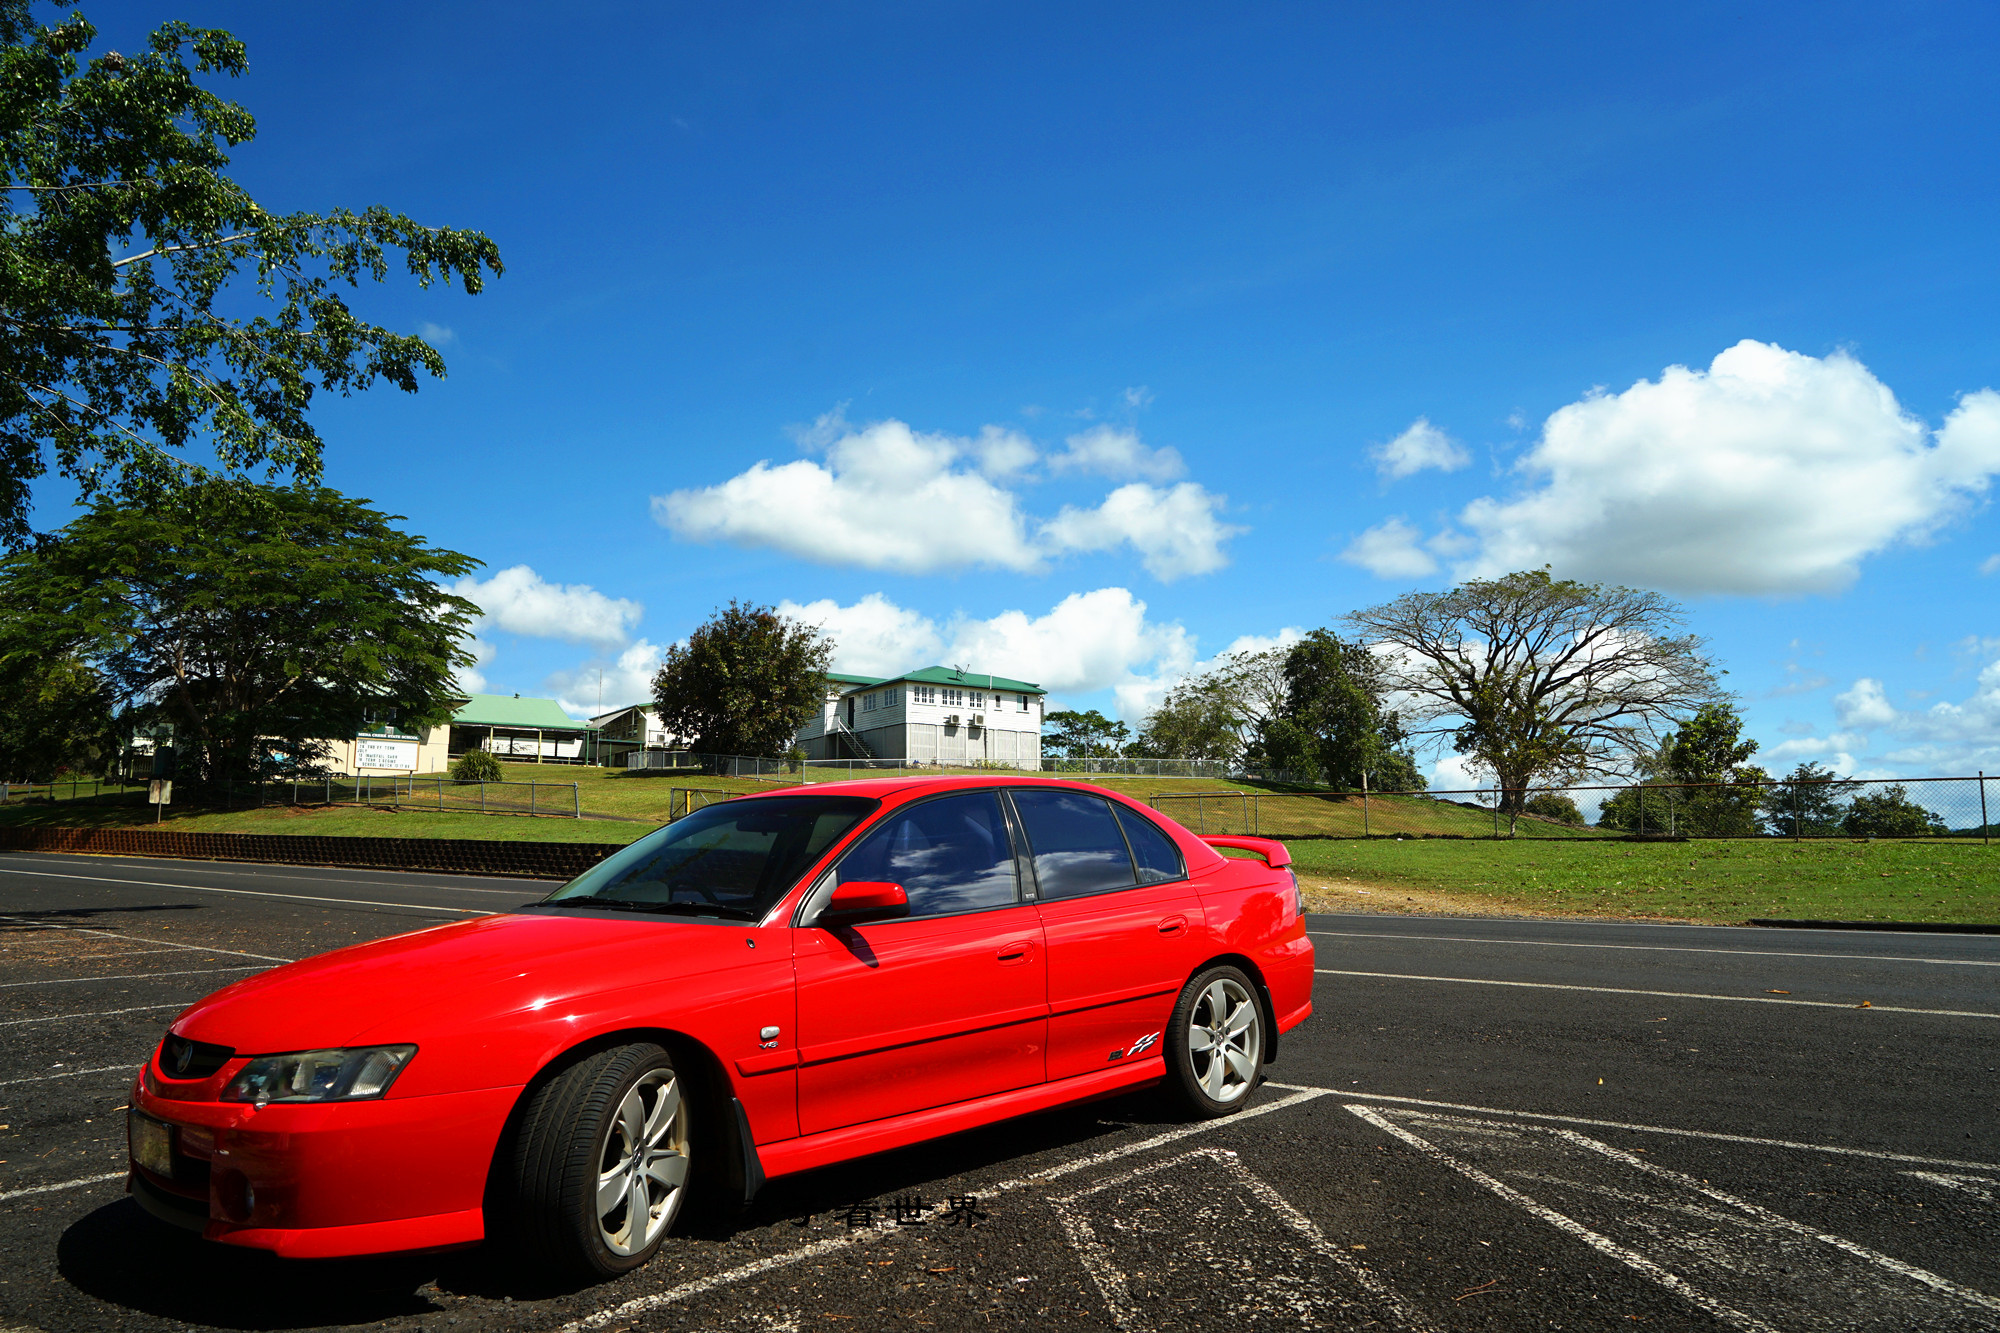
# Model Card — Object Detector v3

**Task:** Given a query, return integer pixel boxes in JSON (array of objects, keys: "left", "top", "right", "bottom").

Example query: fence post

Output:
[
  {"left": 1792, "top": 780, "right": 1801, "bottom": 842},
  {"left": 1362, "top": 770, "right": 1370, "bottom": 838},
  {"left": 1981, "top": 771, "right": 1989, "bottom": 847},
  {"left": 530, "top": 782, "right": 537, "bottom": 817},
  {"left": 1636, "top": 785, "right": 1644, "bottom": 838},
  {"left": 573, "top": 783, "right": 579, "bottom": 819},
  {"left": 481, "top": 781, "right": 487, "bottom": 814},
  {"left": 1492, "top": 790, "right": 1500, "bottom": 839}
]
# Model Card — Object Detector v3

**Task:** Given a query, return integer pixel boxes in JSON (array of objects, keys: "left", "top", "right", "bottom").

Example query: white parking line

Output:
[
  {"left": 0, "top": 913, "right": 295, "bottom": 963},
  {"left": 1315, "top": 967, "right": 2000, "bottom": 1019},
  {"left": 0, "top": 1064, "right": 138, "bottom": 1087},
  {"left": 1903, "top": 1172, "right": 1997, "bottom": 1201},
  {"left": 1349, "top": 1106, "right": 2000, "bottom": 1327},
  {"left": 0, "top": 853, "right": 550, "bottom": 895},
  {"left": 557, "top": 1086, "right": 1333, "bottom": 1333},
  {"left": 1309, "top": 929, "right": 2000, "bottom": 967},
  {"left": 1266, "top": 1085, "right": 2000, "bottom": 1172},
  {"left": 0, "top": 1171, "right": 125, "bottom": 1203},
  {"left": 1050, "top": 1146, "right": 1435, "bottom": 1332},
  {"left": 0, "top": 866, "right": 486, "bottom": 916},
  {"left": 0, "top": 1002, "right": 185, "bottom": 1027},
  {"left": 0, "top": 965, "right": 263, "bottom": 989}
]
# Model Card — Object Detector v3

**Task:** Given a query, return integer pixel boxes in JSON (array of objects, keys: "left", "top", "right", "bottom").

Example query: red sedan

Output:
[{"left": 126, "top": 777, "right": 1313, "bottom": 1276}]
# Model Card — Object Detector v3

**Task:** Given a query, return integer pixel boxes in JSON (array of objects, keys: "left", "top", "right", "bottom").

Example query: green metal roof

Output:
[
  {"left": 841, "top": 665, "right": 1043, "bottom": 695},
  {"left": 824, "top": 672, "right": 880, "bottom": 687},
  {"left": 452, "top": 694, "right": 590, "bottom": 731}
]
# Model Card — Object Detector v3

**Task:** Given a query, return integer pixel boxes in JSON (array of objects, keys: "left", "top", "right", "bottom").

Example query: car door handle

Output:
[
  {"left": 997, "top": 942, "right": 1032, "bottom": 964},
  {"left": 1157, "top": 915, "right": 1187, "bottom": 935}
]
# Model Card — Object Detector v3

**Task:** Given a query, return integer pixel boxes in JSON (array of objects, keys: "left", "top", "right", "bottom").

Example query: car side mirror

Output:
[{"left": 821, "top": 880, "right": 908, "bottom": 926}]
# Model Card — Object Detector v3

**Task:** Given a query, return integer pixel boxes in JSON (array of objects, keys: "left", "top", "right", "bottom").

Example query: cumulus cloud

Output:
[
  {"left": 1833, "top": 677, "right": 1898, "bottom": 730},
  {"left": 1372, "top": 417, "right": 1470, "bottom": 480},
  {"left": 1981, "top": 553, "right": 2000, "bottom": 576},
  {"left": 453, "top": 636, "right": 495, "bottom": 695},
  {"left": 1048, "top": 425, "right": 1185, "bottom": 481},
  {"left": 452, "top": 566, "right": 641, "bottom": 649},
  {"left": 547, "top": 639, "right": 666, "bottom": 719},
  {"left": 776, "top": 593, "right": 944, "bottom": 677},
  {"left": 1341, "top": 517, "right": 1441, "bottom": 579},
  {"left": 1042, "top": 483, "right": 1239, "bottom": 580},
  {"left": 1350, "top": 341, "right": 2000, "bottom": 594},
  {"left": 655, "top": 414, "right": 1236, "bottom": 581},
  {"left": 1112, "top": 625, "right": 1306, "bottom": 720}
]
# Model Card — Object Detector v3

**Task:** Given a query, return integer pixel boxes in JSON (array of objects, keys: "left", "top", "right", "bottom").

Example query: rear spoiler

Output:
[{"left": 1201, "top": 835, "right": 1291, "bottom": 869}]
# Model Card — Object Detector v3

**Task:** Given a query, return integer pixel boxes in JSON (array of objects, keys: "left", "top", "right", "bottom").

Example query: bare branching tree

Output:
[{"left": 1345, "top": 569, "right": 1721, "bottom": 825}]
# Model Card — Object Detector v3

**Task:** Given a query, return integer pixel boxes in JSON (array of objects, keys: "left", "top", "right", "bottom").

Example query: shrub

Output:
[
  {"left": 1524, "top": 792, "right": 1585, "bottom": 825},
  {"left": 451, "top": 749, "right": 505, "bottom": 784}
]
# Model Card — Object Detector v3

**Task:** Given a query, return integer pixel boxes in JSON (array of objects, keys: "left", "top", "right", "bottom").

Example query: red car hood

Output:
[{"left": 172, "top": 911, "right": 761, "bottom": 1053}]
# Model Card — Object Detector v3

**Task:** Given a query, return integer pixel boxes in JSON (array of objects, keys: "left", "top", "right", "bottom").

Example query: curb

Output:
[
  {"left": 0, "top": 825, "right": 624, "bottom": 881},
  {"left": 1746, "top": 917, "right": 2000, "bottom": 935}
]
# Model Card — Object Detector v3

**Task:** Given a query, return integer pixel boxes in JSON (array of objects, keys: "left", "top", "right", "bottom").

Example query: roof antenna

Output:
[{"left": 952, "top": 663, "right": 966, "bottom": 680}]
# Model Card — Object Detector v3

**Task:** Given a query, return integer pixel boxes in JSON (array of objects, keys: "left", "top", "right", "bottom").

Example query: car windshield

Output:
[{"left": 542, "top": 795, "right": 877, "bottom": 920}]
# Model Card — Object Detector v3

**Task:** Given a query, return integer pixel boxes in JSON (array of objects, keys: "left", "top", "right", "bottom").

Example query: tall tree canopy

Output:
[
  {"left": 0, "top": 3, "right": 502, "bottom": 544},
  {"left": 1043, "top": 708, "right": 1130, "bottom": 761},
  {"left": 651, "top": 602, "right": 833, "bottom": 757},
  {"left": 1597, "top": 702, "right": 1767, "bottom": 835},
  {"left": 1131, "top": 646, "right": 1287, "bottom": 763},
  {"left": 1253, "top": 630, "right": 1423, "bottom": 789},
  {"left": 0, "top": 651, "right": 114, "bottom": 780},
  {"left": 0, "top": 479, "right": 480, "bottom": 781},
  {"left": 1347, "top": 570, "right": 1721, "bottom": 816}
]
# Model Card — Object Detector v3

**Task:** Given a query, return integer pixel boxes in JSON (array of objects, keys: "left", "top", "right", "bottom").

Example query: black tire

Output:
[
  {"left": 1162, "top": 964, "right": 1266, "bottom": 1118},
  {"left": 500, "top": 1042, "right": 692, "bottom": 1278}
]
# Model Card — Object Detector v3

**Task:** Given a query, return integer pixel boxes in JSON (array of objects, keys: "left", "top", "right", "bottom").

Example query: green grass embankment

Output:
[{"left": 1284, "top": 836, "right": 2000, "bottom": 925}]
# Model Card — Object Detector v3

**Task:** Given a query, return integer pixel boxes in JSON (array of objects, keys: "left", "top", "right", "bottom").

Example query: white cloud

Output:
[
  {"left": 1341, "top": 517, "right": 1440, "bottom": 578},
  {"left": 1833, "top": 677, "right": 1898, "bottom": 730},
  {"left": 1372, "top": 417, "right": 1470, "bottom": 480},
  {"left": 547, "top": 639, "right": 666, "bottom": 719},
  {"left": 1047, "top": 425, "right": 1186, "bottom": 482},
  {"left": 776, "top": 593, "right": 944, "bottom": 677},
  {"left": 452, "top": 566, "right": 641, "bottom": 649},
  {"left": 453, "top": 636, "right": 494, "bottom": 694},
  {"left": 1113, "top": 626, "right": 1306, "bottom": 721},
  {"left": 417, "top": 321, "right": 456, "bottom": 346},
  {"left": 657, "top": 414, "right": 1239, "bottom": 581},
  {"left": 1042, "top": 482, "right": 1239, "bottom": 581},
  {"left": 1361, "top": 341, "right": 2000, "bottom": 594},
  {"left": 1981, "top": 553, "right": 2000, "bottom": 576},
  {"left": 1122, "top": 386, "right": 1155, "bottom": 410}
]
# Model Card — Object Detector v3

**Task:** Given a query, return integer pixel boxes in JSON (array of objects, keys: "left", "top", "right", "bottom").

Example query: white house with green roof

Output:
[
  {"left": 447, "top": 693, "right": 593, "bottom": 763},
  {"left": 796, "top": 667, "right": 1046, "bottom": 768}
]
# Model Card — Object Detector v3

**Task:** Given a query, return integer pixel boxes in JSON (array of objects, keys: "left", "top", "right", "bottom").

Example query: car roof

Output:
[{"left": 738, "top": 774, "right": 1132, "bottom": 802}]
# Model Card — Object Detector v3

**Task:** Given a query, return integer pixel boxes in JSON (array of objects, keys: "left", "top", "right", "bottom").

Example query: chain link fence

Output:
[
  {"left": 0, "top": 777, "right": 139, "bottom": 806},
  {"left": 1150, "top": 774, "right": 1998, "bottom": 842}
]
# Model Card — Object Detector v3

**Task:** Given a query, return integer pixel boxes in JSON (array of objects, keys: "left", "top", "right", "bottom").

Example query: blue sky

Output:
[{"left": 50, "top": 1, "right": 2000, "bottom": 781}]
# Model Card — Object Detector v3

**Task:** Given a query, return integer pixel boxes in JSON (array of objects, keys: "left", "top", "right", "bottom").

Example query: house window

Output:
[
  {"left": 862, "top": 692, "right": 875, "bottom": 712},
  {"left": 1018, "top": 694, "right": 1030, "bottom": 711},
  {"left": 913, "top": 685, "right": 934, "bottom": 704}
]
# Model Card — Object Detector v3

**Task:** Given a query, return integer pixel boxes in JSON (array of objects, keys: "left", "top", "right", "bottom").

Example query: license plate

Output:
[{"left": 129, "top": 1112, "right": 173, "bottom": 1177}]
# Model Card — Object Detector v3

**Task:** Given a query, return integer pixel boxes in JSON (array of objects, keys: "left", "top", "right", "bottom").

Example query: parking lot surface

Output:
[{"left": 1, "top": 849, "right": 1995, "bottom": 1332}]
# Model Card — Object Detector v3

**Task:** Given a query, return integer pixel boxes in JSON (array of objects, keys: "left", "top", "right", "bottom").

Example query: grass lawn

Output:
[{"left": 1283, "top": 835, "right": 2000, "bottom": 925}]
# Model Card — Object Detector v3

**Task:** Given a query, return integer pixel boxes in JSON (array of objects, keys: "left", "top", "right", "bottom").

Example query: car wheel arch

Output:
[
  {"left": 482, "top": 1026, "right": 757, "bottom": 1235},
  {"left": 1182, "top": 953, "right": 1281, "bottom": 1066}
]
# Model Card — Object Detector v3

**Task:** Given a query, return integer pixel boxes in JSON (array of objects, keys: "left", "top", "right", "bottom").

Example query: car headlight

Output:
[{"left": 221, "top": 1045, "right": 416, "bottom": 1105}]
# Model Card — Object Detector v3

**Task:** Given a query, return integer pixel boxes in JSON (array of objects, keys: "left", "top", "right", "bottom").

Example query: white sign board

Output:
[
  {"left": 354, "top": 738, "right": 419, "bottom": 771},
  {"left": 147, "top": 779, "right": 172, "bottom": 805}
]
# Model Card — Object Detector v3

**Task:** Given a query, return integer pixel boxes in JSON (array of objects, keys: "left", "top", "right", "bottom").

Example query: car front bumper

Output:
[{"left": 128, "top": 1076, "right": 520, "bottom": 1259}]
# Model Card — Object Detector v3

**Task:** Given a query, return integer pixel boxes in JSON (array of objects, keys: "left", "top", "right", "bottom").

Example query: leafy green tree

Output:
[
  {"left": 0, "top": 479, "right": 479, "bottom": 782},
  {"left": 450, "top": 748, "right": 504, "bottom": 784},
  {"left": 1762, "top": 761, "right": 1853, "bottom": 837},
  {"left": 1842, "top": 785, "right": 1946, "bottom": 838},
  {"left": 1042, "top": 708, "right": 1130, "bottom": 762},
  {"left": 1133, "top": 675, "right": 1242, "bottom": 762},
  {"left": 1253, "top": 630, "right": 1423, "bottom": 790},
  {"left": 0, "top": 4, "right": 502, "bottom": 544},
  {"left": 651, "top": 602, "right": 833, "bottom": 758},
  {"left": 1348, "top": 569, "right": 1720, "bottom": 821},
  {"left": 0, "top": 652, "right": 115, "bottom": 781},
  {"left": 1522, "top": 792, "right": 1585, "bottom": 826},
  {"left": 1598, "top": 703, "right": 1767, "bottom": 835}
]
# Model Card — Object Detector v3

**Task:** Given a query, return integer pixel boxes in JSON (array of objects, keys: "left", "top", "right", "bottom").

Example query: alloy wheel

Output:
[
  {"left": 595, "top": 1068, "right": 689, "bottom": 1256},
  {"left": 1187, "top": 977, "right": 1260, "bottom": 1104}
]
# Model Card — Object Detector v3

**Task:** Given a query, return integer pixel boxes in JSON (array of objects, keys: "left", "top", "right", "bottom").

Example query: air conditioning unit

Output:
[
  {"left": 944, "top": 714, "right": 960, "bottom": 725},
  {"left": 969, "top": 714, "right": 985, "bottom": 726}
]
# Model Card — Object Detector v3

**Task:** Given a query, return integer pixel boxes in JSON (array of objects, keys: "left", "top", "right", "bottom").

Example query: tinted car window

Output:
[
  {"left": 545, "top": 796, "right": 875, "bottom": 919},
  {"left": 1115, "top": 806, "right": 1185, "bottom": 884},
  {"left": 836, "top": 791, "right": 1019, "bottom": 918},
  {"left": 1010, "top": 789, "right": 1138, "bottom": 900}
]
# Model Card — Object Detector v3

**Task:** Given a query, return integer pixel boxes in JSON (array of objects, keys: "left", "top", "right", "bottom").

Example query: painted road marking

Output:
[
  {"left": 1050, "top": 1145, "right": 1434, "bottom": 1332},
  {"left": 0, "top": 853, "right": 550, "bottom": 895},
  {"left": 1350, "top": 1105, "right": 2000, "bottom": 1330},
  {"left": 556, "top": 1086, "right": 1334, "bottom": 1333},
  {"left": 1904, "top": 1172, "right": 1998, "bottom": 1202},
  {"left": 1316, "top": 967, "right": 2000, "bottom": 1019},
  {"left": 1309, "top": 929, "right": 2000, "bottom": 968},
  {"left": 0, "top": 866, "right": 486, "bottom": 916},
  {"left": 0, "top": 1002, "right": 185, "bottom": 1027},
  {"left": 0, "top": 1064, "right": 138, "bottom": 1087},
  {"left": 0, "top": 965, "right": 263, "bottom": 990},
  {"left": 0, "top": 1171, "right": 125, "bottom": 1203},
  {"left": 0, "top": 913, "right": 295, "bottom": 963}
]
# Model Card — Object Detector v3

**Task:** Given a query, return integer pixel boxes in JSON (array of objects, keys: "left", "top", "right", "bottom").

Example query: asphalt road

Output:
[{"left": 1, "top": 849, "right": 1995, "bottom": 1333}]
